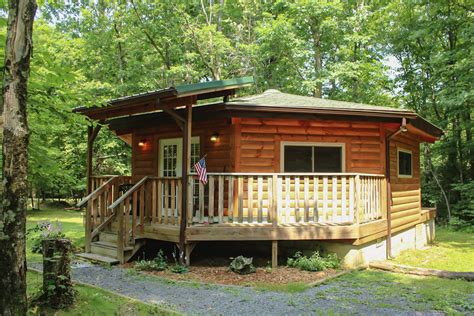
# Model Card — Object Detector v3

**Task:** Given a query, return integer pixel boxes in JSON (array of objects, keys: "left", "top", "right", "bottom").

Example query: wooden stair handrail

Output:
[
  {"left": 77, "top": 175, "right": 120, "bottom": 208},
  {"left": 108, "top": 176, "right": 149, "bottom": 210},
  {"left": 90, "top": 212, "right": 117, "bottom": 240}
]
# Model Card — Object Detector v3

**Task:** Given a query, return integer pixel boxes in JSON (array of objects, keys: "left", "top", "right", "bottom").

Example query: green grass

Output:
[
  {"left": 322, "top": 270, "right": 474, "bottom": 314},
  {"left": 26, "top": 208, "right": 85, "bottom": 262},
  {"left": 392, "top": 227, "right": 474, "bottom": 272},
  {"left": 27, "top": 271, "right": 177, "bottom": 315}
]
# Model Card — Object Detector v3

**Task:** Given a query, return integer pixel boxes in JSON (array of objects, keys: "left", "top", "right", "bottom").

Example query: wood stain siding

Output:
[
  {"left": 235, "top": 118, "right": 385, "bottom": 174},
  {"left": 131, "top": 118, "right": 233, "bottom": 178},
  {"left": 389, "top": 132, "right": 422, "bottom": 230}
]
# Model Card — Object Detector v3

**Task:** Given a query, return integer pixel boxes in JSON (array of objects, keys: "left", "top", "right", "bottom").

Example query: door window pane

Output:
[
  {"left": 284, "top": 146, "right": 313, "bottom": 172},
  {"left": 163, "top": 144, "right": 177, "bottom": 177},
  {"left": 314, "top": 146, "right": 342, "bottom": 172}
]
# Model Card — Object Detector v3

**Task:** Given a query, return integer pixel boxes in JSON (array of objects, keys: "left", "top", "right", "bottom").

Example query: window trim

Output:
[
  {"left": 280, "top": 141, "right": 346, "bottom": 173},
  {"left": 158, "top": 136, "right": 200, "bottom": 177},
  {"left": 397, "top": 147, "right": 413, "bottom": 178}
]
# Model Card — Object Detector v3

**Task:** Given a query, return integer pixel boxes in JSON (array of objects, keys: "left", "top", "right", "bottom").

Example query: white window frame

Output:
[
  {"left": 397, "top": 147, "right": 413, "bottom": 178},
  {"left": 280, "top": 141, "right": 346, "bottom": 173},
  {"left": 159, "top": 136, "right": 200, "bottom": 177}
]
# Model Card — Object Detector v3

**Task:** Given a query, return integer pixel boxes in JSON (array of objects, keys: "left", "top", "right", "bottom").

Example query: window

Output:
[
  {"left": 398, "top": 148, "right": 412, "bottom": 178},
  {"left": 282, "top": 143, "right": 344, "bottom": 173}
]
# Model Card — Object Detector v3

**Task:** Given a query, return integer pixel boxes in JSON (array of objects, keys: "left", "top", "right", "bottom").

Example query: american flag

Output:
[{"left": 193, "top": 157, "right": 208, "bottom": 185}]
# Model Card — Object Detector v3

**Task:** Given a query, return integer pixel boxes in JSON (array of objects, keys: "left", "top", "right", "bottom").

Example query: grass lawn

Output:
[
  {"left": 392, "top": 227, "right": 473, "bottom": 272},
  {"left": 320, "top": 269, "right": 474, "bottom": 314},
  {"left": 27, "top": 271, "right": 176, "bottom": 315},
  {"left": 26, "top": 208, "right": 84, "bottom": 262}
]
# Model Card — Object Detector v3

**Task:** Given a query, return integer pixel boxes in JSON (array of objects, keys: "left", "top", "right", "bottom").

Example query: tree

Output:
[{"left": 0, "top": 0, "right": 37, "bottom": 314}]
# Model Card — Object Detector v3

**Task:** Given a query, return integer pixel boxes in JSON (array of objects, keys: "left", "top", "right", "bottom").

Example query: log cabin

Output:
[{"left": 74, "top": 77, "right": 442, "bottom": 267}]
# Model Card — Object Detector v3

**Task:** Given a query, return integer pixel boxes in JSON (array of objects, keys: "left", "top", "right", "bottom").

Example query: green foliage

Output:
[
  {"left": 169, "top": 263, "right": 189, "bottom": 274},
  {"left": 229, "top": 256, "right": 256, "bottom": 275},
  {"left": 1, "top": 0, "right": 470, "bottom": 229},
  {"left": 27, "top": 220, "right": 66, "bottom": 254},
  {"left": 287, "top": 251, "right": 341, "bottom": 272},
  {"left": 134, "top": 250, "right": 168, "bottom": 272}
]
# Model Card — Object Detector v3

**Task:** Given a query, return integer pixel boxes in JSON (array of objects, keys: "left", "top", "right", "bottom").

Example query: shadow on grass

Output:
[{"left": 319, "top": 270, "right": 474, "bottom": 314}]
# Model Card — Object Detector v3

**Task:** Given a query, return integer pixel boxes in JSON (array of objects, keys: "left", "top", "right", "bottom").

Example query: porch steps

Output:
[
  {"left": 76, "top": 252, "right": 119, "bottom": 265},
  {"left": 90, "top": 241, "right": 134, "bottom": 258},
  {"left": 99, "top": 231, "right": 118, "bottom": 243}
]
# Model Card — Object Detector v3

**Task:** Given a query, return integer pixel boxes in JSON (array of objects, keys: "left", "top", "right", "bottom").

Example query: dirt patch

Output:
[{"left": 122, "top": 263, "right": 342, "bottom": 287}]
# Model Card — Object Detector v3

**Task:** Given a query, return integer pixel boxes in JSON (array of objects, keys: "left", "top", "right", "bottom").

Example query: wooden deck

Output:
[{"left": 79, "top": 172, "right": 390, "bottom": 262}]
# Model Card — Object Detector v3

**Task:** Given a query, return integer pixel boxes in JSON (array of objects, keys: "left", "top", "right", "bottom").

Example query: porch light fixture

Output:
[
  {"left": 210, "top": 132, "right": 219, "bottom": 143},
  {"left": 138, "top": 139, "right": 147, "bottom": 147}
]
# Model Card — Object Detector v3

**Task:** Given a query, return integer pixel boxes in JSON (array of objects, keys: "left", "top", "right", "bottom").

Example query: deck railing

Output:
[
  {"left": 79, "top": 175, "right": 132, "bottom": 252},
  {"left": 188, "top": 173, "right": 386, "bottom": 225},
  {"left": 85, "top": 173, "right": 386, "bottom": 254}
]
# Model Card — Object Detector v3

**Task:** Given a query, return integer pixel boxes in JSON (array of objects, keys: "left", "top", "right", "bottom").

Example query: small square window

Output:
[{"left": 398, "top": 149, "right": 412, "bottom": 178}]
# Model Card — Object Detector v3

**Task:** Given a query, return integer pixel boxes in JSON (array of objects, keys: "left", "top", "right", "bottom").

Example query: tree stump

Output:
[{"left": 41, "top": 239, "right": 75, "bottom": 308}]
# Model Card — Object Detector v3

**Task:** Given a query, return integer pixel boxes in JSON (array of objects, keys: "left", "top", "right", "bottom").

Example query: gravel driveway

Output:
[{"left": 29, "top": 262, "right": 459, "bottom": 315}]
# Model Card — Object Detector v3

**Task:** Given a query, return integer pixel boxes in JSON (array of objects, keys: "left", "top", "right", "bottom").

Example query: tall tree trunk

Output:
[
  {"left": 311, "top": 23, "right": 322, "bottom": 98},
  {"left": 0, "top": 1, "right": 37, "bottom": 315}
]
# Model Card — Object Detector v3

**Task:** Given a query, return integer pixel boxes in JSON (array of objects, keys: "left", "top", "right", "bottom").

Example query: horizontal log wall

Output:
[
  {"left": 389, "top": 132, "right": 422, "bottom": 231},
  {"left": 234, "top": 118, "right": 385, "bottom": 174},
  {"left": 131, "top": 118, "right": 234, "bottom": 178}
]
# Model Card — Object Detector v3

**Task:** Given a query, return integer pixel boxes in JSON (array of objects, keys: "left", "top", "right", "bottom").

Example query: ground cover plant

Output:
[
  {"left": 135, "top": 250, "right": 168, "bottom": 272},
  {"left": 287, "top": 251, "right": 341, "bottom": 272},
  {"left": 229, "top": 256, "right": 256, "bottom": 275}
]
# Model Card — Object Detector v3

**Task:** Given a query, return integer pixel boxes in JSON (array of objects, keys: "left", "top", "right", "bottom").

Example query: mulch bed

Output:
[{"left": 121, "top": 263, "right": 342, "bottom": 287}]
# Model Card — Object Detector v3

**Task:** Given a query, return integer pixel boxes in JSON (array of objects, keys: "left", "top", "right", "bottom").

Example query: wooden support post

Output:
[
  {"left": 85, "top": 203, "right": 92, "bottom": 252},
  {"left": 272, "top": 240, "right": 278, "bottom": 269},
  {"left": 85, "top": 123, "right": 101, "bottom": 252},
  {"left": 179, "top": 103, "right": 192, "bottom": 264},
  {"left": 86, "top": 125, "right": 93, "bottom": 195},
  {"left": 185, "top": 243, "right": 197, "bottom": 266},
  {"left": 116, "top": 202, "right": 125, "bottom": 263},
  {"left": 86, "top": 123, "right": 102, "bottom": 194}
]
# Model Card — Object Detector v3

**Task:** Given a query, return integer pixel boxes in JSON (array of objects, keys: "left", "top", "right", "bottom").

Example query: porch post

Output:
[
  {"left": 86, "top": 123, "right": 102, "bottom": 194},
  {"left": 85, "top": 122, "right": 101, "bottom": 253},
  {"left": 179, "top": 103, "right": 192, "bottom": 264},
  {"left": 86, "top": 125, "right": 93, "bottom": 195}
]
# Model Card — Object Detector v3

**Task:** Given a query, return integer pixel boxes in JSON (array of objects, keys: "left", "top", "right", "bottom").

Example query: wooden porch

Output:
[{"left": 80, "top": 172, "right": 388, "bottom": 263}]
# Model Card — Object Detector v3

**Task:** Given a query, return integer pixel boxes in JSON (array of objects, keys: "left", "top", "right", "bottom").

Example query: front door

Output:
[
  {"left": 159, "top": 138, "right": 182, "bottom": 178},
  {"left": 159, "top": 137, "right": 200, "bottom": 220}
]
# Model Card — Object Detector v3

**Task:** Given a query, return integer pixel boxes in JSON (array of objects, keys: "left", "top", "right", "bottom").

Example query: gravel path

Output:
[{"left": 29, "top": 262, "right": 449, "bottom": 315}]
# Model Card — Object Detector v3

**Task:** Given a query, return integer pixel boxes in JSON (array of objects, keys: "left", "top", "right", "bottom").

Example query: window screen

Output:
[
  {"left": 398, "top": 150, "right": 412, "bottom": 177},
  {"left": 283, "top": 145, "right": 343, "bottom": 172}
]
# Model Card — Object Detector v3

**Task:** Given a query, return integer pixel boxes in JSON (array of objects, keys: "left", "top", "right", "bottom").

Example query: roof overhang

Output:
[
  {"left": 72, "top": 77, "right": 253, "bottom": 121},
  {"left": 105, "top": 101, "right": 443, "bottom": 141}
]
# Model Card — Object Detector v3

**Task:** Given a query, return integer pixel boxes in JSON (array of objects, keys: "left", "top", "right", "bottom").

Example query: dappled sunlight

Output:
[
  {"left": 26, "top": 208, "right": 85, "bottom": 262},
  {"left": 392, "top": 227, "right": 473, "bottom": 272},
  {"left": 319, "top": 270, "right": 474, "bottom": 314}
]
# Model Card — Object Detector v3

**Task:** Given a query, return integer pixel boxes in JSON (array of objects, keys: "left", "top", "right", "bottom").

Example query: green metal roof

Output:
[
  {"left": 175, "top": 76, "right": 254, "bottom": 96},
  {"left": 228, "top": 89, "right": 413, "bottom": 115}
]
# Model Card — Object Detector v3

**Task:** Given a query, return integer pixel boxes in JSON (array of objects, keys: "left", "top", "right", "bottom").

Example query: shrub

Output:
[
  {"left": 134, "top": 250, "right": 168, "bottom": 271},
  {"left": 27, "top": 221, "right": 66, "bottom": 254},
  {"left": 169, "top": 263, "right": 189, "bottom": 274},
  {"left": 229, "top": 256, "right": 256, "bottom": 275},
  {"left": 287, "top": 251, "right": 341, "bottom": 272}
]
